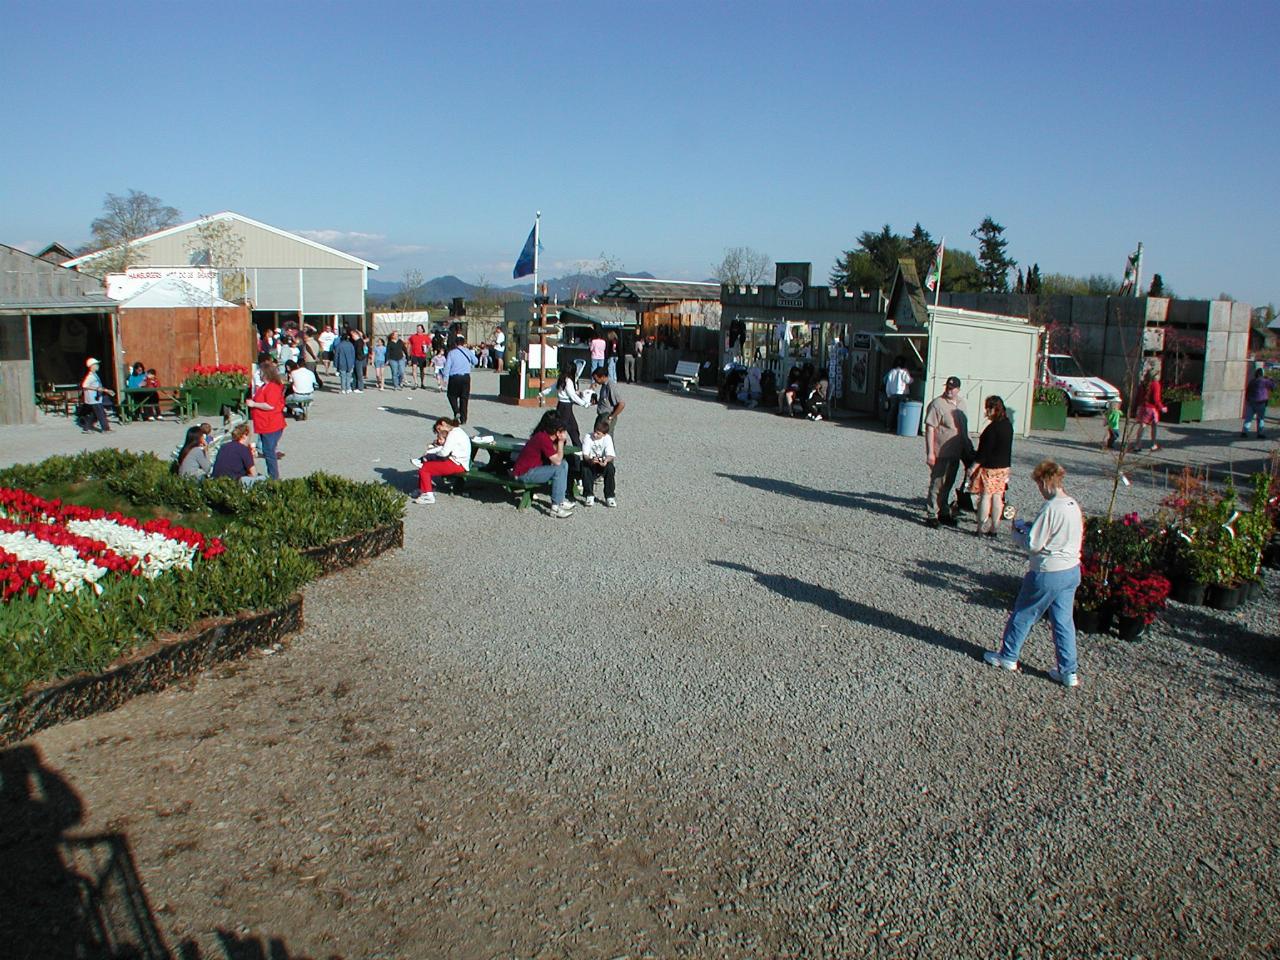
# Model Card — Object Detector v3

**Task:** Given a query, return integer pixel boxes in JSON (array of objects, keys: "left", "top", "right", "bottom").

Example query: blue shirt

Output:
[{"left": 442, "top": 346, "right": 477, "bottom": 379}]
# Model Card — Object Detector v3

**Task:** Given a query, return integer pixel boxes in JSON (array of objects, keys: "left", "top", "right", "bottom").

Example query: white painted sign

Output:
[{"left": 106, "top": 268, "right": 218, "bottom": 301}]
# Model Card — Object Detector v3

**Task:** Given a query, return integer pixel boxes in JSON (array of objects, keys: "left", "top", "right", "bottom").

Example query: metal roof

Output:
[
  {"left": 0, "top": 299, "right": 115, "bottom": 313},
  {"left": 63, "top": 211, "right": 380, "bottom": 271},
  {"left": 599, "top": 277, "right": 721, "bottom": 303}
]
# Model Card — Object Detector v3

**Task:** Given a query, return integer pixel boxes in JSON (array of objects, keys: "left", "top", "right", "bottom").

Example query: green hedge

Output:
[{"left": 0, "top": 451, "right": 405, "bottom": 703}]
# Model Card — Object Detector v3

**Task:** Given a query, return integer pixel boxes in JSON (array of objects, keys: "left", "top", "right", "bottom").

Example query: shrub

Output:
[{"left": 1033, "top": 385, "right": 1067, "bottom": 406}]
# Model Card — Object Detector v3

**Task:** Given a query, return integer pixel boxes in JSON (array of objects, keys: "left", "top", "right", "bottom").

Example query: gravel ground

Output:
[{"left": 5, "top": 374, "right": 1279, "bottom": 959}]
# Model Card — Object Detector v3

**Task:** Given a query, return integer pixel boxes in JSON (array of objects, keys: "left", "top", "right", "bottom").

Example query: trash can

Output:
[{"left": 896, "top": 400, "right": 923, "bottom": 437}]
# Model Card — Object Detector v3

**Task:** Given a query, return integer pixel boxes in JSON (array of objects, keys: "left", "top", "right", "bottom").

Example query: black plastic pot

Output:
[
  {"left": 1075, "top": 607, "right": 1101, "bottom": 633},
  {"left": 1206, "top": 583, "right": 1244, "bottom": 611},
  {"left": 1115, "top": 614, "right": 1146, "bottom": 641},
  {"left": 1170, "top": 578, "right": 1208, "bottom": 606}
]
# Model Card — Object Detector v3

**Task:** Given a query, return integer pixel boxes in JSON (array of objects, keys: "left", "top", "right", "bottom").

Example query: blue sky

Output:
[{"left": 2, "top": 0, "right": 1276, "bottom": 306}]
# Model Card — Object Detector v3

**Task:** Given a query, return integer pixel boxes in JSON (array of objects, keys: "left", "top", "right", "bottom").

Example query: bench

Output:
[
  {"left": 446, "top": 467, "right": 549, "bottom": 510},
  {"left": 285, "top": 393, "right": 314, "bottom": 420},
  {"left": 665, "top": 360, "right": 701, "bottom": 392}
]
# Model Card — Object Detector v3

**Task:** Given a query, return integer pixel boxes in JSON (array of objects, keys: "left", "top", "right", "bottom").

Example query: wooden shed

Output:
[{"left": 116, "top": 278, "right": 255, "bottom": 385}]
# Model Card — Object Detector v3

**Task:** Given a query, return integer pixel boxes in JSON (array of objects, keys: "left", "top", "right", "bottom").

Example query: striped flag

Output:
[
  {"left": 1118, "top": 243, "right": 1142, "bottom": 296},
  {"left": 924, "top": 238, "right": 945, "bottom": 293}
]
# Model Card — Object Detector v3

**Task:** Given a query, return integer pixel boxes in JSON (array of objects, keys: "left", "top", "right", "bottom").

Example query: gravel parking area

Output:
[{"left": 6, "top": 375, "right": 1279, "bottom": 958}]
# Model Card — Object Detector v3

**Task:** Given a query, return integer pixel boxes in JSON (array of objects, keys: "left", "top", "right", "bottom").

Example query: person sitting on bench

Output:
[
  {"left": 512, "top": 410, "right": 575, "bottom": 519},
  {"left": 579, "top": 416, "right": 617, "bottom": 508},
  {"left": 410, "top": 417, "right": 470, "bottom": 505}
]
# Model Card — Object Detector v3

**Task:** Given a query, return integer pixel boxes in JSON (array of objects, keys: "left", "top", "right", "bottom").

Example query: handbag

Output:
[{"left": 954, "top": 481, "right": 975, "bottom": 514}]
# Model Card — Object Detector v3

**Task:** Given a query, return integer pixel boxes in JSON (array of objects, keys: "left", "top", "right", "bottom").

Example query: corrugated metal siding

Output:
[
  {"left": 250, "top": 269, "right": 302, "bottom": 311},
  {"left": 131, "top": 220, "right": 359, "bottom": 269},
  {"left": 301, "top": 269, "right": 363, "bottom": 314}
]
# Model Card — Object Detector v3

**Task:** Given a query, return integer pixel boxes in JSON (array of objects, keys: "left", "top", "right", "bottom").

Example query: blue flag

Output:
[{"left": 513, "top": 224, "right": 537, "bottom": 279}]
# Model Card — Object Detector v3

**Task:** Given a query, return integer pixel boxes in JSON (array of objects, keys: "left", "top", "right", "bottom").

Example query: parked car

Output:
[{"left": 1046, "top": 353, "right": 1121, "bottom": 415}]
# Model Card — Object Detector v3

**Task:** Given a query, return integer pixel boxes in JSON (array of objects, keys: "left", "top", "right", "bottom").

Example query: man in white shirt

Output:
[
  {"left": 883, "top": 355, "right": 913, "bottom": 431},
  {"left": 288, "top": 362, "right": 317, "bottom": 396}
]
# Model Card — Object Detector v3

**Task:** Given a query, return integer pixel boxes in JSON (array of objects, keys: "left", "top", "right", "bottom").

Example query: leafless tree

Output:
[
  {"left": 184, "top": 216, "right": 246, "bottom": 365},
  {"left": 713, "top": 246, "right": 772, "bottom": 286},
  {"left": 80, "top": 190, "right": 181, "bottom": 276},
  {"left": 395, "top": 269, "right": 425, "bottom": 314}
]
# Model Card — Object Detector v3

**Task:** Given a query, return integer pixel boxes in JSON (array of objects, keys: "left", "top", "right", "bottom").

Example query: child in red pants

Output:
[{"left": 410, "top": 417, "right": 469, "bottom": 504}]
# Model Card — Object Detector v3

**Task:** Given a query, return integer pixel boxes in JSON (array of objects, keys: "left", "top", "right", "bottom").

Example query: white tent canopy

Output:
[{"left": 118, "top": 276, "right": 236, "bottom": 309}]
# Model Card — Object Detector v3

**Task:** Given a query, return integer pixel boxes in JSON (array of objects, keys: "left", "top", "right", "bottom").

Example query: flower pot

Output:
[
  {"left": 1074, "top": 607, "right": 1101, "bottom": 633},
  {"left": 1244, "top": 578, "right": 1263, "bottom": 603},
  {"left": 1205, "top": 583, "right": 1244, "bottom": 611},
  {"left": 1170, "top": 577, "right": 1208, "bottom": 606},
  {"left": 1164, "top": 398, "right": 1203, "bottom": 423},
  {"left": 1031, "top": 402, "right": 1068, "bottom": 431},
  {"left": 1264, "top": 539, "right": 1280, "bottom": 570},
  {"left": 182, "top": 386, "right": 247, "bottom": 417},
  {"left": 1115, "top": 614, "right": 1146, "bottom": 641},
  {"left": 1097, "top": 606, "right": 1114, "bottom": 633}
]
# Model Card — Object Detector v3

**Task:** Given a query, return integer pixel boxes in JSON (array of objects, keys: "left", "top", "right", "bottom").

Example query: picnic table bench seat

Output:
[
  {"left": 665, "top": 361, "right": 701, "bottom": 392},
  {"left": 446, "top": 466, "right": 549, "bottom": 510},
  {"left": 285, "top": 393, "right": 314, "bottom": 420}
]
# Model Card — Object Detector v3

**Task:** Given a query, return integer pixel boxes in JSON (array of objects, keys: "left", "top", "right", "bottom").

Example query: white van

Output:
[{"left": 1046, "top": 354, "right": 1121, "bottom": 415}]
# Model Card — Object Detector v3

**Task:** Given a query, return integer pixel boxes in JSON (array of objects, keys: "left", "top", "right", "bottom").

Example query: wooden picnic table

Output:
[
  {"left": 462, "top": 431, "right": 582, "bottom": 509},
  {"left": 120, "top": 386, "right": 195, "bottom": 423}
]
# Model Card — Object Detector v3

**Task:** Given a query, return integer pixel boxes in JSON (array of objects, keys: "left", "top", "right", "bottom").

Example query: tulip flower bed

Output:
[
  {"left": 0, "top": 487, "right": 225, "bottom": 598},
  {"left": 0, "top": 450, "right": 405, "bottom": 708}
]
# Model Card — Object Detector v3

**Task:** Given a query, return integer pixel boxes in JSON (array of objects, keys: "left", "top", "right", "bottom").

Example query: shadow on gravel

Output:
[
  {"left": 1160, "top": 603, "right": 1280, "bottom": 687},
  {"left": 907, "top": 560, "right": 1022, "bottom": 612},
  {"left": 0, "top": 744, "right": 321, "bottom": 960},
  {"left": 371, "top": 405, "right": 432, "bottom": 420},
  {"left": 711, "top": 560, "right": 988, "bottom": 661},
  {"left": 715, "top": 474, "right": 921, "bottom": 521},
  {"left": 373, "top": 465, "right": 418, "bottom": 494}
]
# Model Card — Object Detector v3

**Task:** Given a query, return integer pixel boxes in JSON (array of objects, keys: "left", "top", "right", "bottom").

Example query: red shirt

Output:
[
  {"left": 513, "top": 431, "right": 555, "bottom": 477},
  {"left": 408, "top": 333, "right": 430, "bottom": 358},
  {"left": 251, "top": 381, "right": 287, "bottom": 434}
]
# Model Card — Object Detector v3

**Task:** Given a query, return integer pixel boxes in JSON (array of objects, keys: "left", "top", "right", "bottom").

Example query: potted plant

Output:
[
  {"left": 1111, "top": 567, "right": 1172, "bottom": 640},
  {"left": 1162, "top": 383, "right": 1203, "bottom": 424},
  {"left": 180, "top": 364, "right": 250, "bottom": 417},
  {"left": 1073, "top": 556, "right": 1114, "bottom": 633},
  {"left": 1031, "top": 385, "right": 1068, "bottom": 431}
]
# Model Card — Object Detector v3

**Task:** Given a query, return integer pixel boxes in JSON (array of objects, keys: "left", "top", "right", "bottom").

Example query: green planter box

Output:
[
  {"left": 1164, "top": 398, "right": 1203, "bottom": 423},
  {"left": 183, "top": 386, "right": 247, "bottom": 417},
  {"left": 1031, "top": 402, "right": 1068, "bottom": 431}
]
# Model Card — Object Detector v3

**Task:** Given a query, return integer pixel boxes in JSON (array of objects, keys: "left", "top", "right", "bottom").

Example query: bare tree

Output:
[
  {"left": 184, "top": 216, "right": 246, "bottom": 365},
  {"left": 713, "top": 246, "right": 772, "bottom": 286},
  {"left": 395, "top": 269, "right": 425, "bottom": 314},
  {"left": 81, "top": 190, "right": 182, "bottom": 276}
]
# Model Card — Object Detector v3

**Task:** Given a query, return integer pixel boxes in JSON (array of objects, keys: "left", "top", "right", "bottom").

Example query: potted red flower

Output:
[{"left": 1110, "top": 566, "right": 1172, "bottom": 641}]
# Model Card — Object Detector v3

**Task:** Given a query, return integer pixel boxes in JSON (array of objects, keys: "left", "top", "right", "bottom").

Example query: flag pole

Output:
[
  {"left": 934, "top": 236, "right": 944, "bottom": 306},
  {"left": 1134, "top": 241, "right": 1143, "bottom": 296},
  {"left": 533, "top": 211, "right": 540, "bottom": 300}
]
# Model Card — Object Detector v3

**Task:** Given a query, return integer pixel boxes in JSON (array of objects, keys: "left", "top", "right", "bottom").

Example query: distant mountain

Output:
[{"left": 367, "top": 270, "right": 659, "bottom": 306}]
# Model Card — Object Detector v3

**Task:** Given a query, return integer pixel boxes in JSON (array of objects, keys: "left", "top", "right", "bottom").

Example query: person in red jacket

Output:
[
  {"left": 407, "top": 324, "right": 432, "bottom": 388},
  {"left": 246, "top": 360, "right": 287, "bottom": 479},
  {"left": 1134, "top": 367, "right": 1166, "bottom": 452}
]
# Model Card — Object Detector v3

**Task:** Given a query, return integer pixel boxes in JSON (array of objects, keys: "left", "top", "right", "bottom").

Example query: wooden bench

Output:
[{"left": 665, "top": 360, "right": 701, "bottom": 392}]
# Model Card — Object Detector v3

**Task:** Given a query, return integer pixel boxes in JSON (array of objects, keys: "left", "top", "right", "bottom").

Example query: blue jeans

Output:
[
  {"left": 388, "top": 358, "right": 405, "bottom": 388},
  {"left": 1243, "top": 400, "right": 1267, "bottom": 433},
  {"left": 259, "top": 429, "right": 283, "bottom": 480},
  {"left": 338, "top": 369, "right": 353, "bottom": 392},
  {"left": 591, "top": 359, "right": 605, "bottom": 373},
  {"left": 998, "top": 566, "right": 1080, "bottom": 674},
  {"left": 517, "top": 461, "right": 568, "bottom": 505},
  {"left": 607, "top": 357, "right": 617, "bottom": 381}
]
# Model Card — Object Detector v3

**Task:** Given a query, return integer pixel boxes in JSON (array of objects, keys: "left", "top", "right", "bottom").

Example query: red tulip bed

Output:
[{"left": 0, "top": 487, "right": 224, "bottom": 600}]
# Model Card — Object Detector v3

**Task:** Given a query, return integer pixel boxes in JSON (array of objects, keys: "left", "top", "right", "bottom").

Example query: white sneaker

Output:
[
  {"left": 582, "top": 496, "right": 595, "bottom": 507},
  {"left": 411, "top": 456, "right": 425, "bottom": 468},
  {"left": 1048, "top": 668, "right": 1079, "bottom": 687},
  {"left": 557, "top": 499, "right": 576, "bottom": 511},
  {"left": 551, "top": 504, "right": 573, "bottom": 519},
  {"left": 983, "top": 651, "right": 1019, "bottom": 671},
  {"left": 605, "top": 497, "right": 618, "bottom": 508},
  {"left": 413, "top": 492, "right": 435, "bottom": 504},
  {"left": 354, "top": 389, "right": 363, "bottom": 393}
]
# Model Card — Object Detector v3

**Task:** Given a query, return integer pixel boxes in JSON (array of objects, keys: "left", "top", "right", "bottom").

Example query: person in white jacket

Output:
[
  {"left": 410, "top": 417, "right": 471, "bottom": 504},
  {"left": 984, "top": 460, "right": 1084, "bottom": 687}
]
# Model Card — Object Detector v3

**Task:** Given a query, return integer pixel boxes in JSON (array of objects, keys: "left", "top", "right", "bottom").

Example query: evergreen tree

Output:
[
  {"left": 1014, "top": 268, "right": 1025, "bottom": 294},
  {"left": 971, "top": 216, "right": 1017, "bottom": 292},
  {"left": 1148, "top": 273, "right": 1165, "bottom": 297},
  {"left": 1025, "top": 263, "right": 1042, "bottom": 295}
]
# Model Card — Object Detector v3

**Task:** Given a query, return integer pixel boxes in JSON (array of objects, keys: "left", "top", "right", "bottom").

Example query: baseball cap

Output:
[
  {"left": 85, "top": 357, "right": 100, "bottom": 367},
  {"left": 945, "top": 376, "right": 961, "bottom": 389}
]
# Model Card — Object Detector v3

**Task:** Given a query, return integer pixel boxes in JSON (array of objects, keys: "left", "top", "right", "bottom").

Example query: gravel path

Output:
[{"left": 6, "top": 376, "right": 1279, "bottom": 958}]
